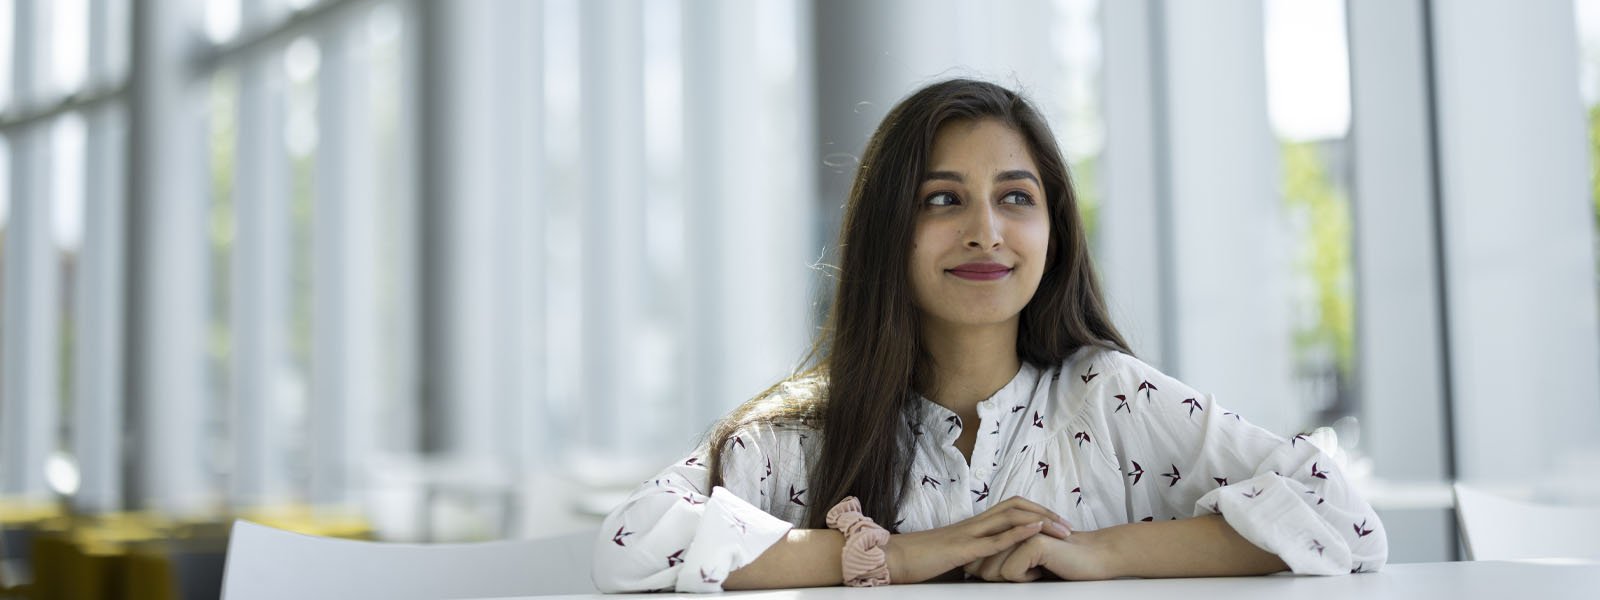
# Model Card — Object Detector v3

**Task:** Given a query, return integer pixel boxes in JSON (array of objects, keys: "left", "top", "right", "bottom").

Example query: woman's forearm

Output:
[
  {"left": 723, "top": 528, "right": 845, "bottom": 590},
  {"left": 1082, "top": 514, "right": 1288, "bottom": 578}
]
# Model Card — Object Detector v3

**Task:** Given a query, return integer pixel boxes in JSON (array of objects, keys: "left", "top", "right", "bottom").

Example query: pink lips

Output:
[{"left": 947, "top": 262, "right": 1013, "bottom": 281}]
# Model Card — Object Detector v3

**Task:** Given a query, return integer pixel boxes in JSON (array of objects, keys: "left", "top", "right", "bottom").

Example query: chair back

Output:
[
  {"left": 1453, "top": 483, "right": 1600, "bottom": 562},
  {"left": 220, "top": 520, "right": 595, "bottom": 599}
]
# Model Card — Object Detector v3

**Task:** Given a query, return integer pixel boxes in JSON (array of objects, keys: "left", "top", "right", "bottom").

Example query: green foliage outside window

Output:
[
  {"left": 1071, "top": 154, "right": 1101, "bottom": 254},
  {"left": 209, "top": 73, "right": 237, "bottom": 401},
  {"left": 1281, "top": 141, "right": 1354, "bottom": 378},
  {"left": 1590, "top": 104, "right": 1600, "bottom": 283}
]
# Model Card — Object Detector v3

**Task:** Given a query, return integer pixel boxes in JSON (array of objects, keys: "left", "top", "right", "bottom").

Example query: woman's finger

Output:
[
  {"left": 962, "top": 555, "right": 989, "bottom": 579},
  {"left": 988, "top": 545, "right": 1026, "bottom": 582},
  {"left": 1000, "top": 539, "right": 1047, "bottom": 582},
  {"left": 974, "top": 509, "right": 1072, "bottom": 539},
  {"left": 977, "top": 532, "right": 1048, "bottom": 582},
  {"left": 965, "top": 508, "right": 1031, "bottom": 537},
  {"left": 965, "top": 543, "right": 1008, "bottom": 581},
  {"left": 982, "top": 521, "right": 1045, "bottom": 556},
  {"left": 986, "top": 496, "right": 1066, "bottom": 526},
  {"left": 980, "top": 497, "right": 1073, "bottom": 536},
  {"left": 1040, "top": 518, "right": 1073, "bottom": 540}
]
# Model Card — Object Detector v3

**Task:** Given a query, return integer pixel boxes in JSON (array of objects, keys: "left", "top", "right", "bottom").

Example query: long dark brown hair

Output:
[{"left": 706, "top": 79, "right": 1131, "bottom": 529}]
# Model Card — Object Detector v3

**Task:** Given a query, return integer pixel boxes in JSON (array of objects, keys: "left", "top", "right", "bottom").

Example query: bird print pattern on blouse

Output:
[{"left": 592, "top": 346, "right": 1389, "bottom": 593}]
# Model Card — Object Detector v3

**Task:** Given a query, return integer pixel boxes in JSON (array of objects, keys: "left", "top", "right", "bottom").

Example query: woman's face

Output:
[{"left": 909, "top": 118, "right": 1050, "bottom": 330}]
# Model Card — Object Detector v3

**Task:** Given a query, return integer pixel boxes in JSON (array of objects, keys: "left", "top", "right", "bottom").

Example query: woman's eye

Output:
[
  {"left": 925, "top": 192, "right": 959, "bottom": 207},
  {"left": 1001, "top": 191, "right": 1035, "bottom": 206}
]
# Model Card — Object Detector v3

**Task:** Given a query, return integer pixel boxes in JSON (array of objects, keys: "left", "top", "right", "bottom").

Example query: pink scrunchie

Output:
[{"left": 825, "top": 496, "right": 891, "bottom": 587}]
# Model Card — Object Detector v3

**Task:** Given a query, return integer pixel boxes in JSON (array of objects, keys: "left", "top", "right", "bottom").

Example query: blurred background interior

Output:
[{"left": 0, "top": 0, "right": 1597, "bottom": 597}]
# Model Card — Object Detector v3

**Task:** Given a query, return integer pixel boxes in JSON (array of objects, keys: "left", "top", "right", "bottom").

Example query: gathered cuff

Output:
[
  {"left": 1194, "top": 473, "right": 1349, "bottom": 575},
  {"left": 674, "top": 486, "right": 794, "bottom": 592}
]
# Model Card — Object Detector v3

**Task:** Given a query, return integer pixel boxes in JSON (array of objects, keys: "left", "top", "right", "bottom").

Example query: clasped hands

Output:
[{"left": 883, "top": 496, "right": 1111, "bottom": 583}]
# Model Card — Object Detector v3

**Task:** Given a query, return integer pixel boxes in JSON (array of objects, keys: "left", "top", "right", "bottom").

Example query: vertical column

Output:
[
  {"left": 1430, "top": 0, "right": 1600, "bottom": 488},
  {"left": 741, "top": 0, "right": 811, "bottom": 419},
  {"left": 389, "top": 2, "right": 419, "bottom": 458},
  {"left": 1158, "top": 0, "right": 1296, "bottom": 436},
  {"left": 231, "top": 0, "right": 291, "bottom": 509},
  {"left": 683, "top": 0, "right": 736, "bottom": 438},
  {"left": 1346, "top": 0, "right": 1453, "bottom": 562},
  {"left": 1099, "top": 0, "right": 1168, "bottom": 365},
  {"left": 578, "top": 0, "right": 646, "bottom": 456},
  {"left": 429, "top": 0, "right": 501, "bottom": 466},
  {"left": 772, "top": 0, "right": 818, "bottom": 391},
  {"left": 812, "top": 0, "right": 966, "bottom": 250},
  {"left": 389, "top": 0, "right": 422, "bottom": 456},
  {"left": 127, "top": 0, "right": 210, "bottom": 515},
  {"left": 0, "top": 0, "right": 55, "bottom": 504},
  {"left": 491, "top": 0, "right": 543, "bottom": 471},
  {"left": 72, "top": 0, "right": 126, "bottom": 514},
  {"left": 311, "top": 22, "right": 374, "bottom": 508},
  {"left": 413, "top": 0, "right": 448, "bottom": 456},
  {"left": 683, "top": 0, "right": 814, "bottom": 434},
  {"left": 411, "top": 0, "right": 539, "bottom": 490}
]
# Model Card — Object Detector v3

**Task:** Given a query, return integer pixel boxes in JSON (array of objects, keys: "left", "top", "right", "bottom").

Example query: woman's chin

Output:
[{"left": 923, "top": 308, "right": 1024, "bottom": 330}]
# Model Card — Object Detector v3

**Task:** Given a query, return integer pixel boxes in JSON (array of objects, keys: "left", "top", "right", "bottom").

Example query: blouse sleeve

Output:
[
  {"left": 590, "top": 424, "right": 797, "bottom": 593},
  {"left": 1094, "top": 352, "right": 1388, "bottom": 575}
]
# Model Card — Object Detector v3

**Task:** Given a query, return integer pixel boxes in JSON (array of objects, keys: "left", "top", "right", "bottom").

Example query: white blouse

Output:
[{"left": 591, "top": 346, "right": 1388, "bottom": 593}]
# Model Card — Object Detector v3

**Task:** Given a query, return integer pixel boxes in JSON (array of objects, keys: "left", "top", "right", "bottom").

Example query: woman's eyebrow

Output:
[
  {"left": 922, "top": 170, "right": 1040, "bottom": 185},
  {"left": 996, "top": 169, "right": 1041, "bottom": 186}
]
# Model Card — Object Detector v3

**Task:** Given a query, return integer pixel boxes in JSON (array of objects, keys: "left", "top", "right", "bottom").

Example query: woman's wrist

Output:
[
  {"left": 884, "top": 534, "right": 902, "bottom": 582},
  {"left": 884, "top": 533, "right": 912, "bottom": 583},
  {"left": 1056, "top": 528, "right": 1123, "bottom": 580},
  {"left": 1051, "top": 515, "right": 1287, "bottom": 579}
]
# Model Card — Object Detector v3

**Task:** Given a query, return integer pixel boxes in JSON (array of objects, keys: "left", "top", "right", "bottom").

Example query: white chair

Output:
[
  {"left": 1452, "top": 483, "right": 1600, "bottom": 562},
  {"left": 220, "top": 520, "right": 596, "bottom": 599}
]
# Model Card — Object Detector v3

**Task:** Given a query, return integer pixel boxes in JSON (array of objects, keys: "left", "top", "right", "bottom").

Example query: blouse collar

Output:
[{"left": 914, "top": 362, "right": 1042, "bottom": 442}]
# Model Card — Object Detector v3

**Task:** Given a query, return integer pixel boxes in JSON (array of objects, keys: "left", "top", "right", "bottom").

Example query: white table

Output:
[{"left": 485, "top": 561, "right": 1600, "bottom": 599}]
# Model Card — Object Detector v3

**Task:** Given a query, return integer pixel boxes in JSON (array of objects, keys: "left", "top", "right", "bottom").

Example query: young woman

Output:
[{"left": 592, "top": 79, "right": 1387, "bottom": 593}]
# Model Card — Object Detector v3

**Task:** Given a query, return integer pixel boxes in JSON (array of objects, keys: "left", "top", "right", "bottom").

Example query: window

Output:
[
  {"left": 0, "top": 0, "right": 129, "bottom": 512},
  {"left": 1264, "top": 0, "right": 1361, "bottom": 452},
  {"left": 1578, "top": 0, "right": 1600, "bottom": 289}
]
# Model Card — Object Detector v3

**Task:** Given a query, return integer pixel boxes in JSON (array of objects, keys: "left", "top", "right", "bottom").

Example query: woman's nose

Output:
[{"left": 964, "top": 202, "right": 1002, "bottom": 249}]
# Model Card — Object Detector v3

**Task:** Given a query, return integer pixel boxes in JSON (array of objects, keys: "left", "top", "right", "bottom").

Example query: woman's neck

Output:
[{"left": 919, "top": 316, "right": 1022, "bottom": 417}]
